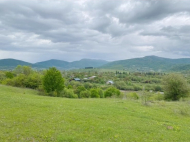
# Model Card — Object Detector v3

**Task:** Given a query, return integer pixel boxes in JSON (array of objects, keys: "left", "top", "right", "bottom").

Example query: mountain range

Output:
[
  {"left": 1, "top": 56, "right": 190, "bottom": 72},
  {"left": 100, "top": 56, "right": 190, "bottom": 72},
  {"left": 0, "top": 58, "right": 109, "bottom": 70}
]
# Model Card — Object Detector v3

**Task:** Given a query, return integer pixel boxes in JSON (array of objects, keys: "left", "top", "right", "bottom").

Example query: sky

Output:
[{"left": 0, "top": 0, "right": 190, "bottom": 63}]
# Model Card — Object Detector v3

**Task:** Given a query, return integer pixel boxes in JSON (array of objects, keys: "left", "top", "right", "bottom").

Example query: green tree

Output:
[
  {"left": 163, "top": 74, "right": 189, "bottom": 101},
  {"left": 43, "top": 67, "right": 64, "bottom": 96}
]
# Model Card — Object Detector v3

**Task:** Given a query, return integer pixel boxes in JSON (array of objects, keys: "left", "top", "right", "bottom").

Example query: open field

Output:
[{"left": 1, "top": 85, "right": 190, "bottom": 142}]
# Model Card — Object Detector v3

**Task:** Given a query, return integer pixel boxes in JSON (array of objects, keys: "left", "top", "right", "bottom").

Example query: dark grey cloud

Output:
[{"left": 0, "top": 0, "right": 190, "bottom": 62}]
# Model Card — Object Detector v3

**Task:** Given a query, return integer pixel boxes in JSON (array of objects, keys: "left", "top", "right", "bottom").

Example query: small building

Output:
[
  {"left": 88, "top": 76, "right": 96, "bottom": 79},
  {"left": 73, "top": 78, "right": 81, "bottom": 81},
  {"left": 106, "top": 80, "right": 114, "bottom": 85},
  {"left": 85, "top": 67, "right": 93, "bottom": 69}
]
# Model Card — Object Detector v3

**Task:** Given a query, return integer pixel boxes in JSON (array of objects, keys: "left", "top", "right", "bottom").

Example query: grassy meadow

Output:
[{"left": 1, "top": 85, "right": 190, "bottom": 142}]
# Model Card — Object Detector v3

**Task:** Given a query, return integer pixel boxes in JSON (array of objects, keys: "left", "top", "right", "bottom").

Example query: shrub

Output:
[
  {"left": 0, "top": 71, "right": 6, "bottom": 83},
  {"left": 149, "top": 93, "right": 165, "bottom": 101},
  {"left": 154, "top": 85, "right": 163, "bottom": 92},
  {"left": 97, "top": 88, "right": 104, "bottom": 98},
  {"left": 24, "top": 73, "right": 42, "bottom": 89},
  {"left": 163, "top": 74, "right": 189, "bottom": 101},
  {"left": 104, "top": 87, "right": 120, "bottom": 98},
  {"left": 5, "top": 71, "right": 14, "bottom": 79},
  {"left": 74, "top": 86, "right": 86, "bottom": 98},
  {"left": 125, "top": 86, "right": 134, "bottom": 91},
  {"left": 133, "top": 85, "right": 142, "bottom": 91},
  {"left": 90, "top": 88, "right": 100, "bottom": 98},
  {"left": 5, "top": 74, "right": 26, "bottom": 87},
  {"left": 61, "top": 88, "right": 78, "bottom": 98},
  {"left": 84, "top": 82, "right": 93, "bottom": 90},
  {"left": 114, "top": 81, "right": 127, "bottom": 90},
  {"left": 69, "top": 81, "right": 81, "bottom": 89},
  {"left": 128, "top": 92, "right": 139, "bottom": 100},
  {"left": 67, "top": 85, "right": 73, "bottom": 89},
  {"left": 80, "top": 90, "right": 91, "bottom": 98}
]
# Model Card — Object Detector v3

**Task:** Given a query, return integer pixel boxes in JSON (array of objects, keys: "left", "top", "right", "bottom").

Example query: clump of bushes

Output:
[
  {"left": 90, "top": 88, "right": 100, "bottom": 98},
  {"left": 149, "top": 93, "right": 165, "bottom": 101},
  {"left": 127, "top": 92, "right": 139, "bottom": 100},
  {"left": 61, "top": 88, "right": 78, "bottom": 98},
  {"left": 154, "top": 85, "right": 163, "bottom": 92},
  {"left": 2, "top": 73, "right": 42, "bottom": 89},
  {"left": 104, "top": 87, "right": 120, "bottom": 98},
  {"left": 133, "top": 85, "right": 142, "bottom": 91},
  {"left": 163, "top": 74, "right": 190, "bottom": 101},
  {"left": 80, "top": 90, "right": 91, "bottom": 98}
]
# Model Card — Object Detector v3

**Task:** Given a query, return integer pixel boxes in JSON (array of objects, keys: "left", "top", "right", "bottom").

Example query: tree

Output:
[
  {"left": 43, "top": 67, "right": 64, "bottom": 96},
  {"left": 163, "top": 74, "right": 189, "bottom": 101}
]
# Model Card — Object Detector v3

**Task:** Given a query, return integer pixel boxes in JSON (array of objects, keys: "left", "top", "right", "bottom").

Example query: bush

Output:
[
  {"left": 4, "top": 74, "right": 26, "bottom": 87},
  {"left": 149, "top": 93, "right": 164, "bottom": 101},
  {"left": 0, "top": 71, "right": 6, "bottom": 83},
  {"left": 61, "top": 88, "right": 78, "bottom": 98},
  {"left": 74, "top": 86, "right": 86, "bottom": 98},
  {"left": 80, "top": 90, "right": 91, "bottom": 98},
  {"left": 84, "top": 82, "right": 93, "bottom": 90},
  {"left": 97, "top": 88, "right": 104, "bottom": 98},
  {"left": 5, "top": 71, "right": 14, "bottom": 79},
  {"left": 90, "top": 88, "right": 100, "bottom": 98},
  {"left": 125, "top": 86, "right": 134, "bottom": 91},
  {"left": 114, "top": 81, "right": 127, "bottom": 90},
  {"left": 154, "top": 85, "right": 163, "bottom": 92},
  {"left": 24, "top": 73, "right": 42, "bottom": 89},
  {"left": 69, "top": 81, "right": 81, "bottom": 89},
  {"left": 163, "top": 74, "right": 189, "bottom": 101},
  {"left": 128, "top": 92, "right": 139, "bottom": 100},
  {"left": 104, "top": 87, "right": 120, "bottom": 98},
  {"left": 133, "top": 85, "right": 142, "bottom": 91}
]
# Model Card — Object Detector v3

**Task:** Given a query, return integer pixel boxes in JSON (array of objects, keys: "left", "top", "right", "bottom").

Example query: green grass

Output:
[{"left": 1, "top": 85, "right": 190, "bottom": 141}]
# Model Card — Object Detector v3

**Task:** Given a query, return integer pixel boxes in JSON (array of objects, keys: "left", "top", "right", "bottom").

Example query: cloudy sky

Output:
[{"left": 0, "top": 0, "right": 190, "bottom": 63}]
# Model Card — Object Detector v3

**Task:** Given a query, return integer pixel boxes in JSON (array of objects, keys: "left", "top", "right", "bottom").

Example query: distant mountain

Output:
[
  {"left": 0, "top": 58, "right": 109, "bottom": 70},
  {"left": 0, "top": 59, "right": 32, "bottom": 70},
  {"left": 100, "top": 56, "right": 190, "bottom": 72},
  {"left": 2, "top": 56, "right": 190, "bottom": 71},
  {"left": 35, "top": 59, "right": 109, "bottom": 69},
  {"left": 35, "top": 59, "right": 69, "bottom": 69},
  {"left": 69, "top": 59, "right": 109, "bottom": 69}
]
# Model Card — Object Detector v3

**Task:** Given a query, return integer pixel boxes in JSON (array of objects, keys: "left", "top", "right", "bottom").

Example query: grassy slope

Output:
[{"left": 0, "top": 85, "right": 190, "bottom": 142}]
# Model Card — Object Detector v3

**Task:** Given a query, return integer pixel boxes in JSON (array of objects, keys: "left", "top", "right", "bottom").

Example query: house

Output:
[
  {"left": 73, "top": 78, "right": 81, "bottom": 81},
  {"left": 106, "top": 80, "right": 114, "bottom": 85},
  {"left": 88, "top": 76, "right": 96, "bottom": 79}
]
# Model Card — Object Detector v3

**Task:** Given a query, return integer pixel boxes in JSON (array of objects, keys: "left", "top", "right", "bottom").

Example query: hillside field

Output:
[{"left": 0, "top": 85, "right": 190, "bottom": 142}]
